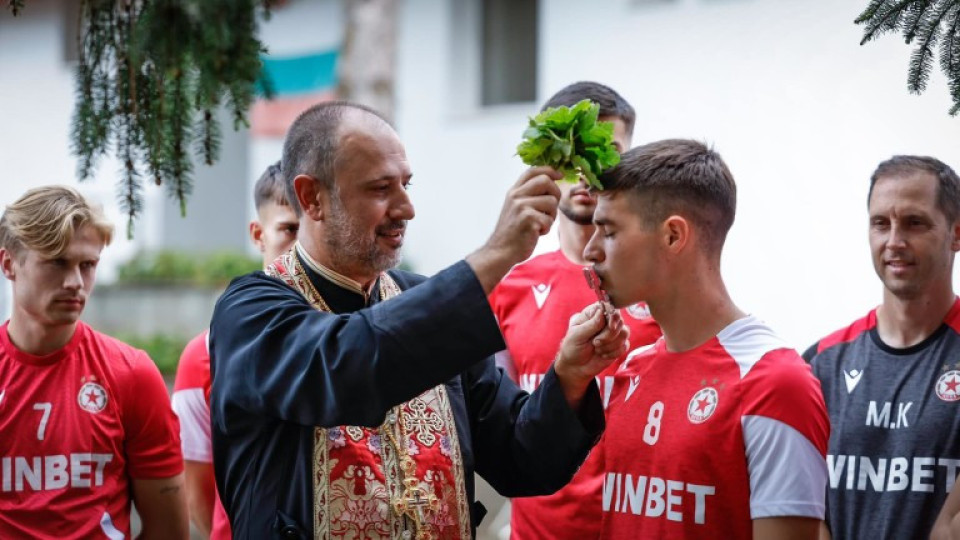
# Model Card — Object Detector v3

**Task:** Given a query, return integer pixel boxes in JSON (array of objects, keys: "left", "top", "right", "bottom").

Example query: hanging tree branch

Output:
[
  {"left": 857, "top": 0, "right": 960, "bottom": 116},
  {"left": 8, "top": 0, "right": 280, "bottom": 237}
]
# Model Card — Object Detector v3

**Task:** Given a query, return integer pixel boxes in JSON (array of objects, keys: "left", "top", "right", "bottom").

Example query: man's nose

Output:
[
  {"left": 584, "top": 231, "right": 604, "bottom": 264},
  {"left": 63, "top": 266, "right": 83, "bottom": 290},
  {"left": 886, "top": 223, "right": 907, "bottom": 249},
  {"left": 389, "top": 190, "right": 415, "bottom": 221}
]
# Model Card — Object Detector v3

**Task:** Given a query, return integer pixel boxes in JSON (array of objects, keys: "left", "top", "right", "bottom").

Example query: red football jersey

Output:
[
  {"left": 600, "top": 316, "right": 829, "bottom": 538},
  {"left": 0, "top": 321, "right": 183, "bottom": 539},
  {"left": 489, "top": 249, "right": 662, "bottom": 540},
  {"left": 171, "top": 331, "right": 231, "bottom": 540}
]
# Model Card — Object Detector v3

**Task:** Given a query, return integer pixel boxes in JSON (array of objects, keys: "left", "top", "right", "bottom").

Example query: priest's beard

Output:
[{"left": 325, "top": 195, "right": 405, "bottom": 275}]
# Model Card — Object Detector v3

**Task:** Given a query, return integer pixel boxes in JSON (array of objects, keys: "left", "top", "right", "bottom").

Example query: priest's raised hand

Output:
[
  {"left": 209, "top": 102, "right": 606, "bottom": 539},
  {"left": 467, "top": 165, "right": 562, "bottom": 293}
]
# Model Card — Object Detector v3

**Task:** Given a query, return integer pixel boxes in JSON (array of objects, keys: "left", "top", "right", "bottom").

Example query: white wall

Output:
[
  {"left": 4, "top": 0, "right": 960, "bottom": 349},
  {"left": 395, "top": 0, "right": 960, "bottom": 349}
]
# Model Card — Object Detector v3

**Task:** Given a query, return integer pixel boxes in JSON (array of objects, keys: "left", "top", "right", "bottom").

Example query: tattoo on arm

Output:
[{"left": 159, "top": 485, "right": 181, "bottom": 495}]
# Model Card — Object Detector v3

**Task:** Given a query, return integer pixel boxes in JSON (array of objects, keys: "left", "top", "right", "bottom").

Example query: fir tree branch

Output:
[
  {"left": 901, "top": 1, "right": 933, "bottom": 43},
  {"left": 907, "top": 1, "right": 952, "bottom": 92},
  {"left": 858, "top": 0, "right": 960, "bottom": 115},
  {"left": 119, "top": 146, "right": 142, "bottom": 240},
  {"left": 941, "top": 5, "right": 960, "bottom": 113},
  {"left": 858, "top": 0, "right": 918, "bottom": 44},
  {"left": 8, "top": 0, "right": 25, "bottom": 16},
  {"left": 9, "top": 0, "right": 276, "bottom": 235},
  {"left": 197, "top": 108, "right": 221, "bottom": 166},
  {"left": 168, "top": 72, "right": 192, "bottom": 217}
]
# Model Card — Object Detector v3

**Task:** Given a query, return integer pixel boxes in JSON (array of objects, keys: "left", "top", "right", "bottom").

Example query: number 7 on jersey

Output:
[{"left": 32, "top": 402, "right": 52, "bottom": 441}]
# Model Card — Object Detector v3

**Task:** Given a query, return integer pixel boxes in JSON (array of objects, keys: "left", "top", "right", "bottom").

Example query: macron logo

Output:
[
  {"left": 532, "top": 284, "right": 551, "bottom": 309},
  {"left": 844, "top": 369, "right": 864, "bottom": 393},
  {"left": 625, "top": 376, "right": 641, "bottom": 402}
]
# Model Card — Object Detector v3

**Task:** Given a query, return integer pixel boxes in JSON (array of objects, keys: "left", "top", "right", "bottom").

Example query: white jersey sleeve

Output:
[
  {"left": 742, "top": 414, "right": 827, "bottom": 519},
  {"left": 171, "top": 388, "right": 213, "bottom": 463}
]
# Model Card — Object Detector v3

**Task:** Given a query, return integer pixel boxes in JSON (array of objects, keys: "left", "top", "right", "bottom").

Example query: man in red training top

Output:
[
  {"left": 171, "top": 161, "right": 298, "bottom": 539},
  {"left": 489, "top": 81, "right": 661, "bottom": 540},
  {"left": 0, "top": 185, "right": 187, "bottom": 538},
  {"left": 588, "top": 140, "right": 829, "bottom": 539}
]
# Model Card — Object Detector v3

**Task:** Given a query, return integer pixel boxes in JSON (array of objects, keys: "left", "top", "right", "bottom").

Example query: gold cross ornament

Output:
[{"left": 392, "top": 457, "right": 441, "bottom": 540}]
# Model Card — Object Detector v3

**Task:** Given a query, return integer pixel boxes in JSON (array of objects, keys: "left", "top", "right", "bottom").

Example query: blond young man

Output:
[
  {"left": 0, "top": 186, "right": 188, "bottom": 538},
  {"left": 172, "top": 161, "right": 298, "bottom": 539}
]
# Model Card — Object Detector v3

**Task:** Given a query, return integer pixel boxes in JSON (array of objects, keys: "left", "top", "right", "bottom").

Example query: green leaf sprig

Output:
[{"left": 516, "top": 99, "right": 621, "bottom": 190}]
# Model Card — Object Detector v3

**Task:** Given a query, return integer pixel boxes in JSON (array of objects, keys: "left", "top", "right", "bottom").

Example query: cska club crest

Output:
[
  {"left": 78, "top": 381, "right": 108, "bottom": 413},
  {"left": 625, "top": 303, "right": 651, "bottom": 320},
  {"left": 687, "top": 386, "right": 719, "bottom": 424},
  {"left": 936, "top": 370, "right": 960, "bottom": 402}
]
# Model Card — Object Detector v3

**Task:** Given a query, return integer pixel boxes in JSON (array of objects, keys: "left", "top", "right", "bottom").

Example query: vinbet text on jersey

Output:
[
  {"left": 808, "top": 301, "right": 960, "bottom": 539},
  {"left": 0, "top": 322, "right": 183, "bottom": 538},
  {"left": 1, "top": 453, "right": 113, "bottom": 492},
  {"left": 602, "top": 473, "right": 715, "bottom": 524},
  {"left": 599, "top": 316, "right": 829, "bottom": 538}
]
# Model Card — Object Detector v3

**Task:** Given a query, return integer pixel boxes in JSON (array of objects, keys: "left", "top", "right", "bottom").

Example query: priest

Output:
[{"left": 209, "top": 101, "right": 629, "bottom": 539}]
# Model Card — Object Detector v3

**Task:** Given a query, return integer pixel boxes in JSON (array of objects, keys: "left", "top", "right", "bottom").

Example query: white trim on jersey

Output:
[
  {"left": 717, "top": 316, "right": 791, "bottom": 379},
  {"left": 621, "top": 342, "right": 657, "bottom": 372},
  {"left": 171, "top": 388, "right": 213, "bottom": 463},
  {"left": 742, "top": 415, "right": 827, "bottom": 520},
  {"left": 100, "top": 511, "right": 124, "bottom": 540}
]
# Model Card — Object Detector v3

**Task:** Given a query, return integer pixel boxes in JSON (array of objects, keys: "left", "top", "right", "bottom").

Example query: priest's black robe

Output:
[{"left": 209, "top": 258, "right": 604, "bottom": 539}]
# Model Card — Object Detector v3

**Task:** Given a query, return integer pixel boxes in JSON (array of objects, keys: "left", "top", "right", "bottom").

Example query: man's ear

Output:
[
  {"left": 662, "top": 215, "right": 690, "bottom": 254},
  {"left": 951, "top": 219, "right": 960, "bottom": 252},
  {"left": 249, "top": 221, "right": 265, "bottom": 253},
  {"left": 0, "top": 248, "right": 16, "bottom": 281},
  {"left": 293, "top": 175, "right": 328, "bottom": 221}
]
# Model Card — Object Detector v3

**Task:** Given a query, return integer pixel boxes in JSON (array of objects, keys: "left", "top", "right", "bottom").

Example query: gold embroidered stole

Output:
[{"left": 265, "top": 248, "right": 471, "bottom": 539}]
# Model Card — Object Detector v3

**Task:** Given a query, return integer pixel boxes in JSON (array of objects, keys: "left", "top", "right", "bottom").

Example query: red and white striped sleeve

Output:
[{"left": 171, "top": 331, "right": 213, "bottom": 463}]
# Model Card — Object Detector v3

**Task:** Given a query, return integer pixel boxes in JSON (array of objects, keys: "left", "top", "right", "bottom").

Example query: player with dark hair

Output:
[
  {"left": 489, "top": 81, "right": 660, "bottom": 539},
  {"left": 805, "top": 155, "right": 960, "bottom": 540},
  {"left": 586, "top": 139, "right": 829, "bottom": 539},
  {"left": 172, "top": 161, "right": 298, "bottom": 539}
]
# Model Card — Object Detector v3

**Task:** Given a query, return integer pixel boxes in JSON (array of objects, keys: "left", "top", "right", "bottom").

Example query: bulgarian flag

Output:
[{"left": 251, "top": 49, "right": 338, "bottom": 138}]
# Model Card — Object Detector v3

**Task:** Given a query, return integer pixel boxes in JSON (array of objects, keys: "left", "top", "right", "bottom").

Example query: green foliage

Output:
[
  {"left": 116, "top": 249, "right": 261, "bottom": 287},
  {"left": 9, "top": 0, "right": 280, "bottom": 237},
  {"left": 516, "top": 99, "right": 621, "bottom": 190},
  {"left": 115, "top": 333, "right": 188, "bottom": 375},
  {"left": 856, "top": 0, "right": 960, "bottom": 115},
  {"left": 8, "top": 0, "right": 24, "bottom": 16}
]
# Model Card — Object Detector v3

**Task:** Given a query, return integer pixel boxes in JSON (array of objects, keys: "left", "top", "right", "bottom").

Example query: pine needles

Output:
[
  {"left": 10, "top": 0, "right": 279, "bottom": 237},
  {"left": 857, "top": 0, "right": 960, "bottom": 116}
]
